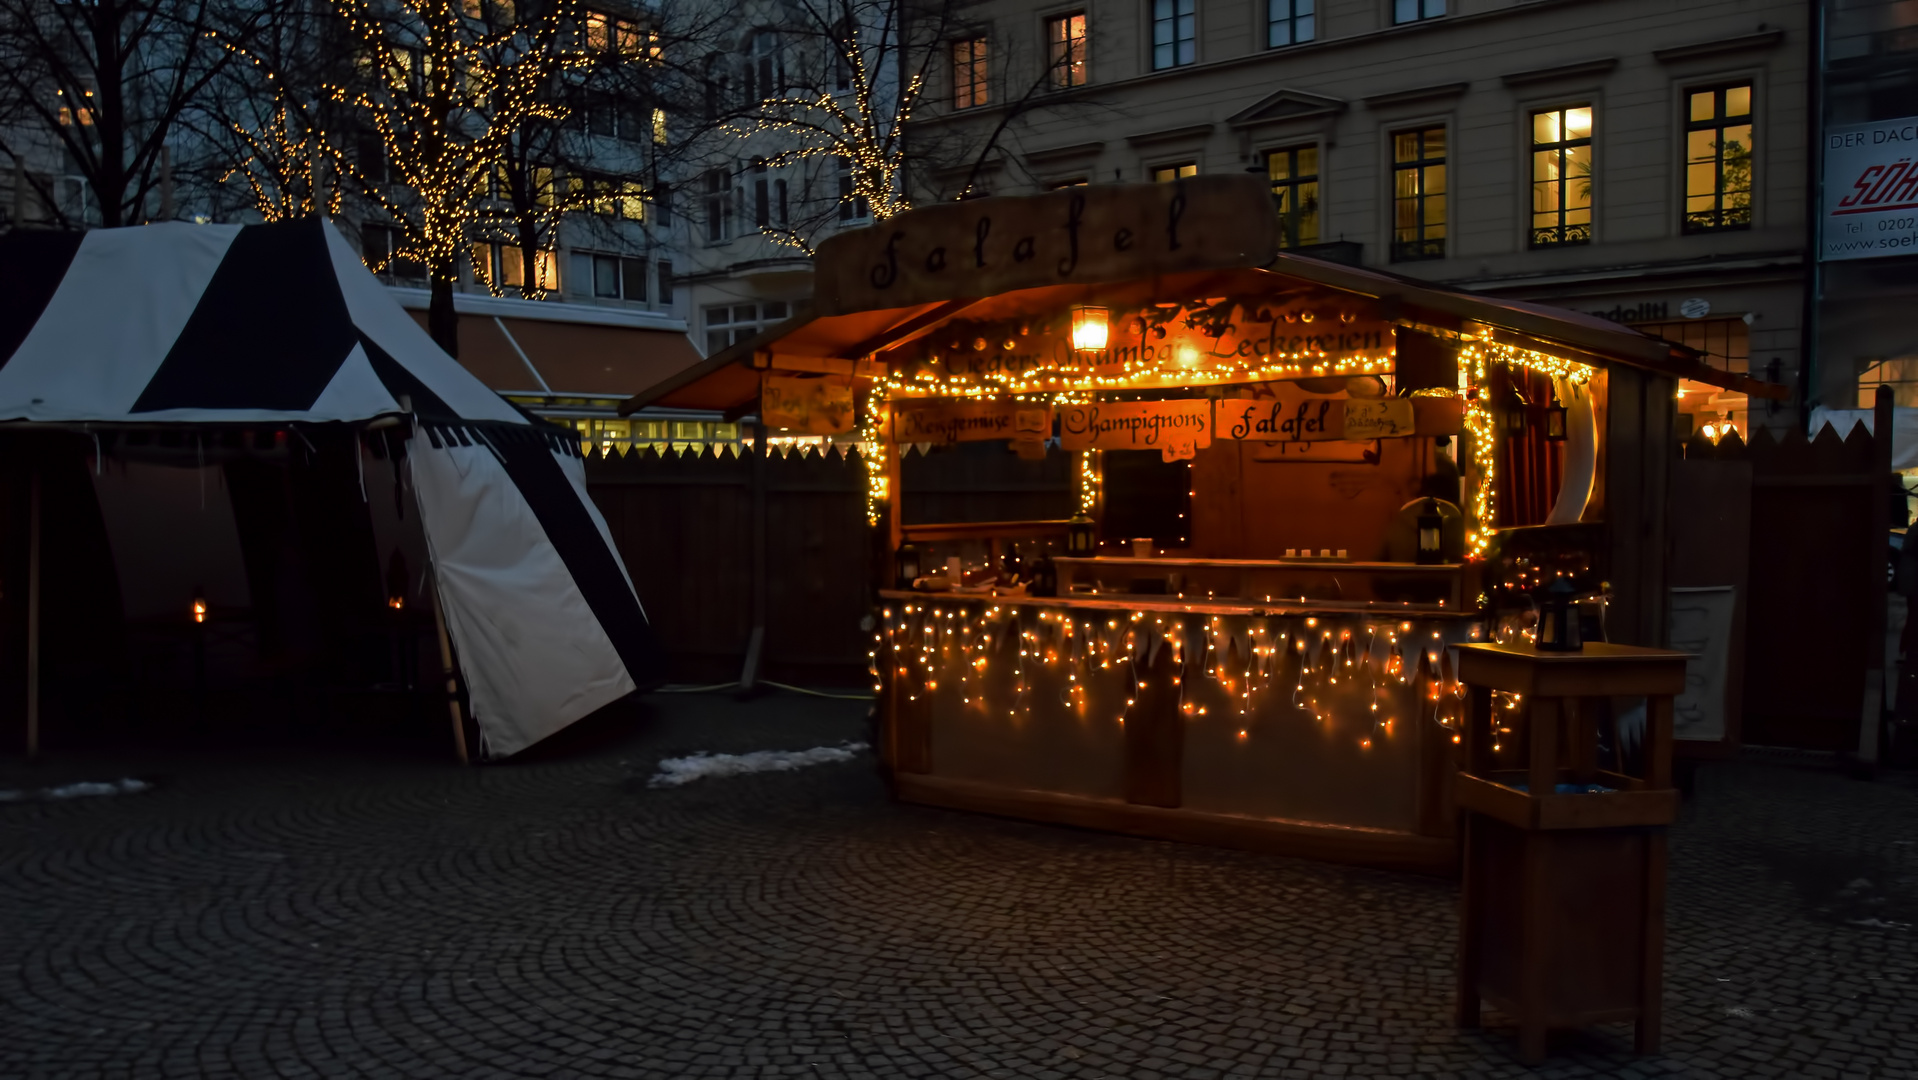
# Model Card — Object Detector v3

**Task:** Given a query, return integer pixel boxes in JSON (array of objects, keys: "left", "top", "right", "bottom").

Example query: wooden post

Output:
[
  {"left": 740, "top": 421, "right": 768, "bottom": 692},
  {"left": 1860, "top": 384, "right": 1894, "bottom": 766},
  {"left": 429, "top": 572, "right": 469, "bottom": 765},
  {"left": 25, "top": 467, "right": 40, "bottom": 759}
]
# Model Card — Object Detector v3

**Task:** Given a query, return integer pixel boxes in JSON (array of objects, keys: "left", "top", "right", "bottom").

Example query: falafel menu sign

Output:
[{"left": 811, "top": 176, "right": 1280, "bottom": 316}]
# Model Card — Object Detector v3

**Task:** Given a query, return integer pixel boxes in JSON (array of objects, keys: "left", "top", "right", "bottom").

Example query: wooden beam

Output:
[
  {"left": 25, "top": 467, "right": 40, "bottom": 759},
  {"left": 851, "top": 298, "right": 984, "bottom": 359}
]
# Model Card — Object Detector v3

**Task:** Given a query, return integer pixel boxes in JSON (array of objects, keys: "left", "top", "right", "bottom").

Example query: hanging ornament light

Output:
[{"left": 1070, "top": 305, "right": 1109, "bottom": 352}]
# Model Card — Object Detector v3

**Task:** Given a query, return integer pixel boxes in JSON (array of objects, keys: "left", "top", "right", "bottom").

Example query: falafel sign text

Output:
[
  {"left": 1214, "top": 394, "right": 1457, "bottom": 442},
  {"left": 892, "top": 400, "right": 1051, "bottom": 445},
  {"left": 1059, "top": 400, "right": 1212, "bottom": 461},
  {"left": 813, "top": 176, "right": 1280, "bottom": 316}
]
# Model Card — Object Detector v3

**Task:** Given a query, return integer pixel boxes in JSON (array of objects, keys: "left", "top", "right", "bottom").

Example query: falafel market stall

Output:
[{"left": 623, "top": 176, "right": 1772, "bottom": 873}]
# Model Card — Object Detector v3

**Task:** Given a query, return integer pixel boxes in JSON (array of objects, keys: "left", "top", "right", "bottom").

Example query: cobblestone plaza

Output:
[{"left": 2, "top": 695, "right": 1913, "bottom": 1079}]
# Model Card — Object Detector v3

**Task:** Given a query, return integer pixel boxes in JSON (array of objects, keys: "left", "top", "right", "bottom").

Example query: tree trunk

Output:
[{"left": 429, "top": 272, "right": 459, "bottom": 358}]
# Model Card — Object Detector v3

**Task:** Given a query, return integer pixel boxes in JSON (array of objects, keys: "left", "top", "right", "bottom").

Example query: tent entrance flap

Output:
[{"left": 407, "top": 431, "right": 652, "bottom": 758}]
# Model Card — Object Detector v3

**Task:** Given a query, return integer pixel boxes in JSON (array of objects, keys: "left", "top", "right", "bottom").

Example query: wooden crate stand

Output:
[{"left": 1453, "top": 642, "right": 1689, "bottom": 1064}]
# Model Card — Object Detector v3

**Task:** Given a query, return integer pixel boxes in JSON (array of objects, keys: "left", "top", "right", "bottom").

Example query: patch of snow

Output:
[
  {"left": 0, "top": 778, "right": 150, "bottom": 803},
  {"left": 648, "top": 743, "right": 868, "bottom": 788}
]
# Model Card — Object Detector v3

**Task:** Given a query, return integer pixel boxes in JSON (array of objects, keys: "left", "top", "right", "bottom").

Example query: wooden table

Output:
[{"left": 1452, "top": 641, "right": 1689, "bottom": 1064}]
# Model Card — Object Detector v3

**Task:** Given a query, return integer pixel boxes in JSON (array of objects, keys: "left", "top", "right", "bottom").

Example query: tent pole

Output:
[
  {"left": 25, "top": 466, "right": 40, "bottom": 759},
  {"left": 429, "top": 571, "right": 469, "bottom": 765}
]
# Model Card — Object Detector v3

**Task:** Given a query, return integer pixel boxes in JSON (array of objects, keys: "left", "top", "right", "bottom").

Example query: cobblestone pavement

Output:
[{"left": 2, "top": 693, "right": 1914, "bottom": 1080}]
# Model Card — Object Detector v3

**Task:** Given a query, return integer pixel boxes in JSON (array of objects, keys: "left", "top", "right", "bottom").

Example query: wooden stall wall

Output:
[
  {"left": 1669, "top": 433, "right": 1753, "bottom": 757},
  {"left": 1603, "top": 365, "right": 1676, "bottom": 649},
  {"left": 584, "top": 444, "right": 875, "bottom": 685}
]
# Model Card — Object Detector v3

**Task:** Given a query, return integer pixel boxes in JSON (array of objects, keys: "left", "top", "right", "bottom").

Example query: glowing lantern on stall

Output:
[
  {"left": 1416, "top": 499, "right": 1444, "bottom": 565},
  {"left": 191, "top": 590, "right": 207, "bottom": 624},
  {"left": 1067, "top": 512, "right": 1096, "bottom": 557},
  {"left": 1070, "top": 306, "right": 1109, "bottom": 352},
  {"left": 1536, "top": 576, "right": 1583, "bottom": 652}
]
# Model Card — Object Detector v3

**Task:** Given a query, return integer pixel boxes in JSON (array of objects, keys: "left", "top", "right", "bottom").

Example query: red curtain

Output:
[{"left": 1495, "top": 368, "right": 1564, "bottom": 528}]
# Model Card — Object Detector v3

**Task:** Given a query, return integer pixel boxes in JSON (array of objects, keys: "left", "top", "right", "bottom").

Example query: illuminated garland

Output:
[
  {"left": 1463, "top": 398, "right": 1499, "bottom": 559},
  {"left": 1076, "top": 450, "right": 1099, "bottom": 514},
  {"left": 878, "top": 602, "right": 1482, "bottom": 753}
]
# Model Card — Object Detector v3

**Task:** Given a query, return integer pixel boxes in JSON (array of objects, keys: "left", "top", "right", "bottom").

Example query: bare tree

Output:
[
  {"left": 324, "top": 0, "right": 588, "bottom": 354},
  {"left": 0, "top": 0, "right": 272, "bottom": 228}
]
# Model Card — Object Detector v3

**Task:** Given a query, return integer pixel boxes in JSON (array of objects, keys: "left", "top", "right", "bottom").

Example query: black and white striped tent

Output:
[{"left": 0, "top": 217, "right": 664, "bottom": 758}]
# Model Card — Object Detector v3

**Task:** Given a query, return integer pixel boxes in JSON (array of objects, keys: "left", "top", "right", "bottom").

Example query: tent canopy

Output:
[{"left": 0, "top": 218, "right": 664, "bottom": 757}]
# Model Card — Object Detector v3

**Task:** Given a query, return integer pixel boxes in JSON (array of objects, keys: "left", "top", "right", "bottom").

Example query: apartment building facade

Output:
[{"left": 905, "top": 0, "right": 1811, "bottom": 435}]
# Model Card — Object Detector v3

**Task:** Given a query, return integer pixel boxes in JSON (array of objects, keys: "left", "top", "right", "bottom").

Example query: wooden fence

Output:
[
  {"left": 1675, "top": 393, "right": 1892, "bottom": 756},
  {"left": 583, "top": 443, "right": 874, "bottom": 685}
]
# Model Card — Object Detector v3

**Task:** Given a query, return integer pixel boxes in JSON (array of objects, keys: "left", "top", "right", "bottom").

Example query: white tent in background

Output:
[{"left": 0, "top": 218, "right": 664, "bottom": 758}]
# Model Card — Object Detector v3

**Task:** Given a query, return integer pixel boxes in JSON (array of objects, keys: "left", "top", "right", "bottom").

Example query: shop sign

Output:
[
  {"left": 813, "top": 176, "right": 1279, "bottom": 316},
  {"left": 1821, "top": 116, "right": 1918, "bottom": 262},
  {"left": 1215, "top": 393, "right": 1462, "bottom": 443},
  {"left": 1341, "top": 398, "right": 1416, "bottom": 439},
  {"left": 1059, "top": 399, "right": 1211, "bottom": 460},
  {"left": 762, "top": 376, "right": 855, "bottom": 434},
  {"left": 892, "top": 400, "right": 1050, "bottom": 445}
]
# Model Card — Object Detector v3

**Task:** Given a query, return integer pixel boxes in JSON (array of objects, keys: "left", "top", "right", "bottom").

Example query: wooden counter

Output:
[{"left": 875, "top": 592, "right": 1481, "bottom": 875}]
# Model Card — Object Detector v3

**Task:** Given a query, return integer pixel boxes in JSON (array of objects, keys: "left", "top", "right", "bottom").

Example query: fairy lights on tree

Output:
[{"left": 325, "top": 0, "right": 587, "bottom": 354}]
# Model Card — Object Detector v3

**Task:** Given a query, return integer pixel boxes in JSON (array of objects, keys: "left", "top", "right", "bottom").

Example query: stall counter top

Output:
[
  {"left": 876, "top": 589, "right": 1475, "bottom": 619},
  {"left": 1055, "top": 557, "right": 1463, "bottom": 573}
]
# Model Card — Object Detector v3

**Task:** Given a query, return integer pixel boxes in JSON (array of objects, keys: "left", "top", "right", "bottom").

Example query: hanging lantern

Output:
[
  {"left": 1503, "top": 389, "right": 1528, "bottom": 435},
  {"left": 386, "top": 550, "right": 408, "bottom": 611},
  {"left": 1544, "top": 391, "right": 1568, "bottom": 441},
  {"left": 1029, "top": 554, "right": 1059, "bottom": 597},
  {"left": 1067, "top": 512, "right": 1096, "bottom": 557},
  {"left": 894, "top": 541, "right": 921, "bottom": 589},
  {"left": 1070, "top": 305, "right": 1109, "bottom": 352},
  {"left": 1416, "top": 499, "right": 1444, "bottom": 565},
  {"left": 1536, "top": 577, "right": 1583, "bottom": 652}
]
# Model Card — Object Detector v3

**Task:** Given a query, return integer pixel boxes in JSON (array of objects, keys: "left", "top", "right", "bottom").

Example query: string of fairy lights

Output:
[
  {"left": 873, "top": 603, "right": 1498, "bottom": 754},
  {"left": 859, "top": 331, "right": 1597, "bottom": 533}
]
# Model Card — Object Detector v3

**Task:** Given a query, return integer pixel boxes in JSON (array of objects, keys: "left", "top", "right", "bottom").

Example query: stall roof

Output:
[
  {"left": 392, "top": 289, "right": 702, "bottom": 400},
  {"left": 622, "top": 177, "right": 1784, "bottom": 416},
  {"left": 622, "top": 260, "right": 1782, "bottom": 416}
]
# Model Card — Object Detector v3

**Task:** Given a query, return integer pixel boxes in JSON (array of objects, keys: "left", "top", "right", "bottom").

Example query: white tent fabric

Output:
[
  {"left": 410, "top": 437, "right": 639, "bottom": 757},
  {"left": 0, "top": 217, "right": 663, "bottom": 756}
]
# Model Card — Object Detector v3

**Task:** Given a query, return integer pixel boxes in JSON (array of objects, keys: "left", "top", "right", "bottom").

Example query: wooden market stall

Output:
[{"left": 624, "top": 176, "right": 1782, "bottom": 874}]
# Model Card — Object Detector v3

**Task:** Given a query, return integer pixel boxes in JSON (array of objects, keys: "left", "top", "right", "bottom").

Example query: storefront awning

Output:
[{"left": 392, "top": 288, "right": 702, "bottom": 401}]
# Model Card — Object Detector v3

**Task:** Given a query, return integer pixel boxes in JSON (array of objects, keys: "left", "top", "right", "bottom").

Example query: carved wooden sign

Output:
[
  {"left": 1214, "top": 393, "right": 1462, "bottom": 443},
  {"left": 1060, "top": 399, "right": 1212, "bottom": 461},
  {"left": 813, "top": 176, "right": 1280, "bottom": 316},
  {"left": 892, "top": 400, "right": 1051, "bottom": 445},
  {"left": 762, "top": 376, "right": 856, "bottom": 434}
]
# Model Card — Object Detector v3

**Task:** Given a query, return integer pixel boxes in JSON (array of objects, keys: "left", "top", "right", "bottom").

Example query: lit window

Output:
[
  {"left": 1531, "top": 106, "right": 1593, "bottom": 248},
  {"left": 953, "top": 37, "right": 989, "bottom": 108},
  {"left": 1267, "top": 0, "right": 1313, "bottom": 47},
  {"left": 1391, "top": 127, "right": 1446, "bottom": 262},
  {"left": 1150, "top": 0, "right": 1194, "bottom": 70},
  {"left": 1393, "top": 0, "right": 1443, "bottom": 24},
  {"left": 1267, "top": 146, "right": 1319, "bottom": 248},
  {"left": 1047, "top": 14, "right": 1087, "bottom": 88},
  {"left": 1152, "top": 163, "right": 1197, "bottom": 183},
  {"left": 1685, "top": 84, "right": 1753, "bottom": 233}
]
